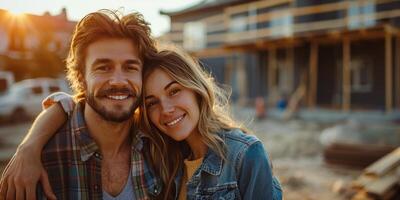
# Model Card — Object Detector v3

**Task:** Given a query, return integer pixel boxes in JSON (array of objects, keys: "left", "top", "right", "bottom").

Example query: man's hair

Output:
[{"left": 66, "top": 9, "right": 157, "bottom": 100}]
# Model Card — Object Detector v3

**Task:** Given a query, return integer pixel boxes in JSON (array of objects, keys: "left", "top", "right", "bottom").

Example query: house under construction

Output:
[{"left": 160, "top": 0, "right": 400, "bottom": 114}]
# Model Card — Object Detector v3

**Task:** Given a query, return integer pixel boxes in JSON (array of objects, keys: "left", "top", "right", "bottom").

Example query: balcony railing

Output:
[{"left": 165, "top": 0, "right": 400, "bottom": 50}]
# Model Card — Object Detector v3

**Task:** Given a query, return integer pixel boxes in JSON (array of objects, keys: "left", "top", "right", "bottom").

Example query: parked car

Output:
[
  {"left": 0, "top": 78, "right": 70, "bottom": 123},
  {"left": 0, "top": 71, "right": 14, "bottom": 95}
]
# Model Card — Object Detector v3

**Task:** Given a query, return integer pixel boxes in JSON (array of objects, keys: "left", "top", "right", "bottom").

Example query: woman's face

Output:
[{"left": 144, "top": 68, "right": 200, "bottom": 141}]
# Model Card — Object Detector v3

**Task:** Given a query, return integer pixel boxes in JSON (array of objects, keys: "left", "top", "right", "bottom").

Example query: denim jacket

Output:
[{"left": 174, "top": 129, "right": 282, "bottom": 200}]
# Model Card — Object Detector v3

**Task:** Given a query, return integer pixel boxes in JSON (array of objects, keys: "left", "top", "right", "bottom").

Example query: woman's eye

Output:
[
  {"left": 146, "top": 101, "right": 157, "bottom": 108},
  {"left": 170, "top": 89, "right": 180, "bottom": 96}
]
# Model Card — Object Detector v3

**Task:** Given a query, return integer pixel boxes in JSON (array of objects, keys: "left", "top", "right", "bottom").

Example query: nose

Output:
[
  {"left": 109, "top": 68, "right": 128, "bottom": 86},
  {"left": 160, "top": 98, "right": 175, "bottom": 114}
]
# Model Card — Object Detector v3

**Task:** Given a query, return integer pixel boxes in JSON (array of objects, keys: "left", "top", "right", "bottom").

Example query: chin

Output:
[{"left": 169, "top": 134, "right": 189, "bottom": 142}]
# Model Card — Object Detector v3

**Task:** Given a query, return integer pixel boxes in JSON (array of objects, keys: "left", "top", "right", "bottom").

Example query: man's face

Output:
[{"left": 84, "top": 38, "right": 142, "bottom": 122}]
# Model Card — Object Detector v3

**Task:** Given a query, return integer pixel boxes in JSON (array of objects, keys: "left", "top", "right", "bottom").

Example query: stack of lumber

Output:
[
  {"left": 351, "top": 148, "right": 400, "bottom": 200},
  {"left": 323, "top": 143, "right": 396, "bottom": 168}
]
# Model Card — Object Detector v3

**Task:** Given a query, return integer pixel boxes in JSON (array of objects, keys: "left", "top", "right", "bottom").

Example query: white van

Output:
[{"left": 0, "top": 78, "right": 70, "bottom": 122}]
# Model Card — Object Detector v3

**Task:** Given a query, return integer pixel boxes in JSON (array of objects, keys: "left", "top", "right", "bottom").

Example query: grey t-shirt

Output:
[{"left": 103, "top": 174, "right": 135, "bottom": 200}]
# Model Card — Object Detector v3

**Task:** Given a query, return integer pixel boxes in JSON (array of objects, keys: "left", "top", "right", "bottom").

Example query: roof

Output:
[
  {"left": 160, "top": 0, "right": 245, "bottom": 16},
  {"left": 0, "top": 9, "right": 76, "bottom": 33}
]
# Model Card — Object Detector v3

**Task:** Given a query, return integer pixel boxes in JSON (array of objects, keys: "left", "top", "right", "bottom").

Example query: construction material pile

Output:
[{"left": 351, "top": 148, "right": 400, "bottom": 200}]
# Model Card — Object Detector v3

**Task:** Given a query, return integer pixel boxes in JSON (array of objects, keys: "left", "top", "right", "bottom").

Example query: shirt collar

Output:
[{"left": 197, "top": 133, "right": 225, "bottom": 176}]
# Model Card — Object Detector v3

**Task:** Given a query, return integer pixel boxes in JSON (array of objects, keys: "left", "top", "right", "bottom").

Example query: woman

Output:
[{"left": 1, "top": 47, "right": 282, "bottom": 199}]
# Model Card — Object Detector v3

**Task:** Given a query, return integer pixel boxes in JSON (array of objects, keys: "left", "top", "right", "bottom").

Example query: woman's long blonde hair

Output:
[{"left": 139, "top": 46, "right": 245, "bottom": 199}]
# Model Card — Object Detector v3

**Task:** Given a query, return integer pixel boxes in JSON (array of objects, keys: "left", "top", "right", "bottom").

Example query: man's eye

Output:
[
  {"left": 96, "top": 65, "right": 109, "bottom": 71},
  {"left": 126, "top": 65, "right": 139, "bottom": 71}
]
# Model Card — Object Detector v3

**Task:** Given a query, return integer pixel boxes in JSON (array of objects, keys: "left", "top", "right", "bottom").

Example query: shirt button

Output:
[
  {"left": 94, "top": 185, "right": 99, "bottom": 190},
  {"left": 94, "top": 153, "right": 100, "bottom": 158}
]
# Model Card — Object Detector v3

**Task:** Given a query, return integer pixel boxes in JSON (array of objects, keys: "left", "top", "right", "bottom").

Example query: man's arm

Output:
[{"left": 0, "top": 104, "right": 67, "bottom": 200}]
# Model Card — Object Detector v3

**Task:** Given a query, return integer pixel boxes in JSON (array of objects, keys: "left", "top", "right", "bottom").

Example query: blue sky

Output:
[{"left": 0, "top": 0, "right": 201, "bottom": 36}]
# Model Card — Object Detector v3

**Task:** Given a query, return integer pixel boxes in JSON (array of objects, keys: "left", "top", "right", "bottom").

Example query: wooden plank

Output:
[
  {"left": 397, "top": 36, "right": 400, "bottom": 109},
  {"left": 385, "top": 31, "right": 393, "bottom": 113},
  {"left": 342, "top": 37, "right": 351, "bottom": 111},
  {"left": 365, "top": 148, "right": 400, "bottom": 177},
  {"left": 200, "top": 14, "right": 224, "bottom": 23},
  {"left": 236, "top": 54, "right": 248, "bottom": 105},
  {"left": 206, "top": 33, "right": 225, "bottom": 43},
  {"left": 308, "top": 42, "right": 318, "bottom": 108},
  {"left": 192, "top": 47, "right": 231, "bottom": 58},
  {"left": 225, "top": 0, "right": 292, "bottom": 16},
  {"left": 352, "top": 174, "right": 377, "bottom": 189},
  {"left": 351, "top": 190, "right": 374, "bottom": 200},
  {"left": 365, "top": 169, "right": 399, "bottom": 197},
  {"left": 229, "top": 1, "right": 399, "bottom": 28},
  {"left": 287, "top": 47, "right": 294, "bottom": 93},
  {"left": 171, "top": 22, "right": 184, "bottom": 31}
]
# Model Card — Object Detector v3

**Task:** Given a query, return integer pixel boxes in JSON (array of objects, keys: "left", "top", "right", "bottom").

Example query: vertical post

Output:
[
  {"left": 268, "top": 47, "right": 277, "bottom": 96},
  {"left": 287, "top": 46, "right": 295, "bottom": 93},
  {"left": 342, "top": 37, "right": 351, "bottom": 112},
  {"left": 237, "top": 53, "right": 248, "bottom": 105},
  {"left": 308, "top": 42, "right": 318, "bottom": 108},
  {"left": 385, "top": 32, "right": 393, "bottom": 113},
  {"left": 397, "top": 36, "right": 400, "bottom": 109}
]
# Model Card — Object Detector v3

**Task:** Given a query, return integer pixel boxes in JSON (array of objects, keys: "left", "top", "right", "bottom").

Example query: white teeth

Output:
[
  {"left": 166, "top": 115, "right": 184, "bottom": 126},
  {"left": 108, "top": 95, "right": 128, "bottom": 100}
]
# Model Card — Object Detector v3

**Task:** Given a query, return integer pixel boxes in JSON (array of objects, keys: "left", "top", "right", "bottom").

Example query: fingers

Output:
[
  {"left": 15, "top": 183, "right": 24, "bottom": 200},
  {"left": 25, "top": 184, "right": 36, "bottom": 200},
  {"left": 0, "top": 180, "right": 7, "bottom": 200},
  {"left": 6, "top": 179, "right": 15, "bottom": 200},
  {"left": 40, "top": 171, "right": 56, "bottom": 200}
]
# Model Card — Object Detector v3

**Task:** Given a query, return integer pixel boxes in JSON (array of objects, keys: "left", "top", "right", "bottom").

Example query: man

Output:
[{"left": 0, "top": 9, "right": 161, "bottom": 199}]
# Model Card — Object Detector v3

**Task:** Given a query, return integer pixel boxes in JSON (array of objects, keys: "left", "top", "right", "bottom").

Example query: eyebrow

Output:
[
  {"left": 92, "top": 58, "right": 112, "bottom": 66},
  {"left": 125, "top": 59, "right": 142, "bottom": 66},
  {"left": 145, "top": 81, "right": 178, "bottom": 100},
  {"left": 91, "top": 58, "right": 142, "bottom": 67}
]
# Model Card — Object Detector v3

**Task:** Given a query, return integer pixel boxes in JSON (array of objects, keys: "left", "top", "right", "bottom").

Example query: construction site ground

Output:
[{"left": 1, "top": 105, "right": 399, "bottom": 199}]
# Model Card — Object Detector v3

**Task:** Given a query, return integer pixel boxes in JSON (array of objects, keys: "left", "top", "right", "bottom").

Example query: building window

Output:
[
  {"left": 348, "top": 0, "right": 376, "bottom": 29},
  {"left": 351, "top": 59, "right": 373, "bottom": 92},
  {"left": 271, "top": 11, "right": 292, "bottom": 38},
  {"left": 183, "top": 21, "right": 205, "bottom": 51},
  {"left": 230, "top": 16, "right": 247, "bottom": 32}
]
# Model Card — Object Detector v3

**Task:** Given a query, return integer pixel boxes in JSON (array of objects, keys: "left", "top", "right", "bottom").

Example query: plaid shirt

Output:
[{"left": 38, "top": 93, "right": 162, "bottom": 200}]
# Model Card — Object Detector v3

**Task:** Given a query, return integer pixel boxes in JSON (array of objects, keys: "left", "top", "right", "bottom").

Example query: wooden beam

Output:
[
  {"left": 287, "top": 47, "right": 294, "bottom": 93},
  {"left": 268, "top": 48, "right": 277, "bottom": 96},
  {"left": 385, "top": 31, "right": 393, "bottom": 113},
  {"left": 342, "top": 37, "right": 351, "bottom": 111},
  {"left": 225, "top": 0, "right": 292, "bottom": 16},
  {"left": 308, "top": 42, "right": 318, "bottom": 108},
  {"left": 396, "top": 36, "right": 400, "bottom": 109},
  {"left": 236, "top": 54, "right": 248, "bottom": 105},
  {"left": 192, "top": 47, "right": 231, "bottom": 58},
  {"left": 365, "top": 148, "right": 400, "bottom": 177}
]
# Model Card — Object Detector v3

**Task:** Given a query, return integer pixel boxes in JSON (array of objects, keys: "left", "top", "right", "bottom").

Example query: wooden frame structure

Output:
[{"left": 163, "top": 0, "right": 400, "bottom": 112}]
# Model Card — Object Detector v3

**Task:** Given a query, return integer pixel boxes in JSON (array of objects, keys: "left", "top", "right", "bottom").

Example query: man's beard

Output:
[{"left": 86, "top": 87, "right": 140, "bottom": 122}]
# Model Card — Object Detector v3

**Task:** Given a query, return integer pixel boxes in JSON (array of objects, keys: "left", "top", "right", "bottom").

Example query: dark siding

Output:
[
  {"left": 351, "top": 39, "right": 385, "bottom": 110},
  {"left": 317, "top": 44, "right": 342, "bottom": 106}
]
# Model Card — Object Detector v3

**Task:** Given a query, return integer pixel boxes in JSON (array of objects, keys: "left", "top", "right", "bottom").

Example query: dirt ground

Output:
[{"left": 0, "top": 106, "right": 375, "bottom": 200}]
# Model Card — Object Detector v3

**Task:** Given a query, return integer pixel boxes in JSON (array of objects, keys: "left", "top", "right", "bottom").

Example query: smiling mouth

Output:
[
  {"left": 165, "top": 114, "right": 186, "bottom": 126},
  {"left": 107, "top": 94, "right": 129, "bottom": 100}
]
